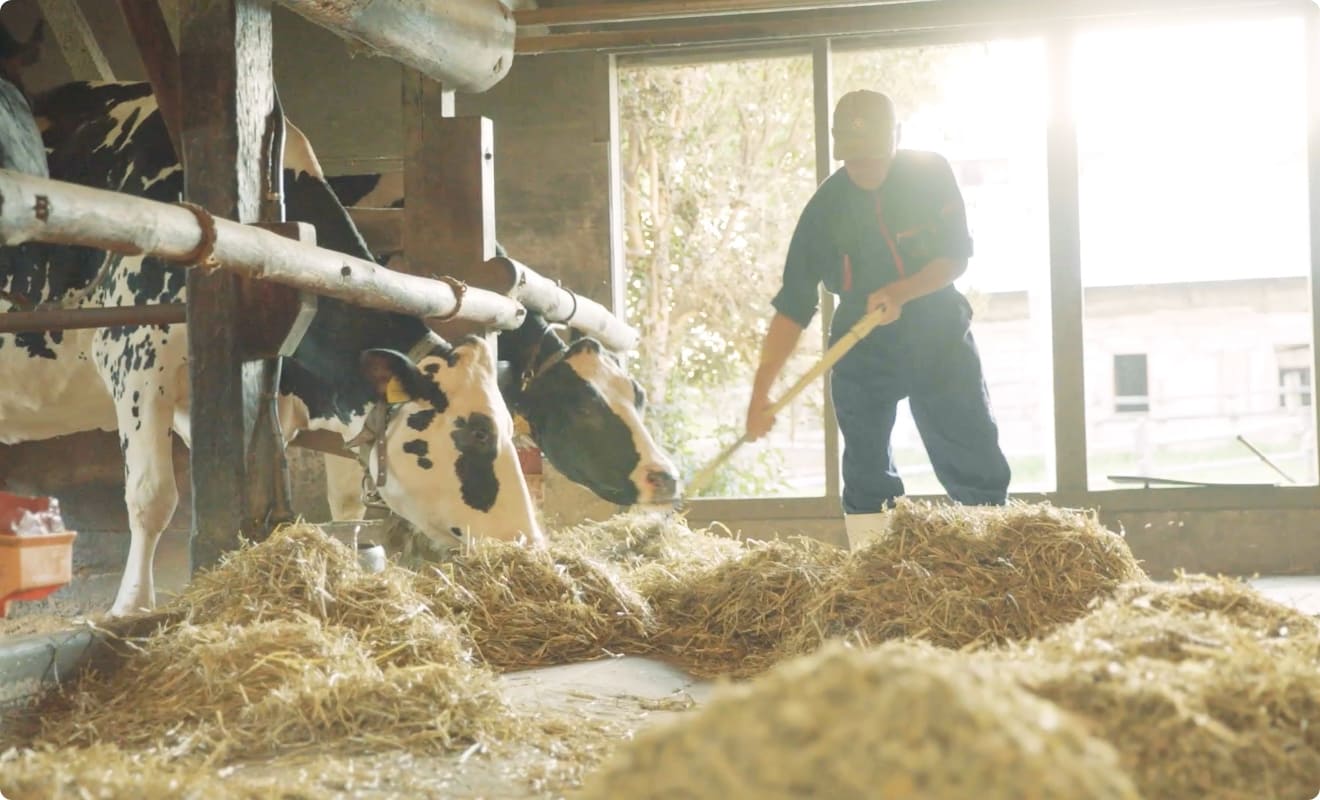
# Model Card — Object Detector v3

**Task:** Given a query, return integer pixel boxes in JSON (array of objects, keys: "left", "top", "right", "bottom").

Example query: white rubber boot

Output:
[{"left": 844, "top": 512, "right": 891, "bottom": 551}]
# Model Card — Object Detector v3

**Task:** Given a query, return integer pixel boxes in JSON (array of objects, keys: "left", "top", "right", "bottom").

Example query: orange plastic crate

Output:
[{"left": 0, "top": 492, "right": 76, "bottom": 618}]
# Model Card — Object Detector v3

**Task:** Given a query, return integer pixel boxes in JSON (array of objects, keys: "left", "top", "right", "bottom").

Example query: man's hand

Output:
[
  {"left": 745, "top": 393, "right": 776, "bottom": 442},
  {"left": 866, "top": 286, "right": 904, "bottom": 326}
]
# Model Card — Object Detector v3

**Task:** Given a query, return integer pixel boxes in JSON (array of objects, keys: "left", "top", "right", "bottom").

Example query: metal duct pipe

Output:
[{"left": 273, "top": 0, "right": 514, "bottom": 93}]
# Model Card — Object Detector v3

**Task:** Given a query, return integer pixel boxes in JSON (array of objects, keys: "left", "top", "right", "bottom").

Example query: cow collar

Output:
[
  {"left": 519, "top": 327, "right": 570, "bottom": 395},
  {"left": 345, "top": 332, "right": 448, "bottom": 495}
]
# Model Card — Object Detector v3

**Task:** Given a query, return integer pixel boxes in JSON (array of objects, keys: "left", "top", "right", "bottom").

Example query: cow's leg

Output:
[
  {"left": 113, "top": 409, "right": 178, "bottom": 615},
  {"left": 96, "top": 323, "right": 184, "bottom": 616},
  {"left": 324, "top": 453, "right": 367, "bottom": 520}
]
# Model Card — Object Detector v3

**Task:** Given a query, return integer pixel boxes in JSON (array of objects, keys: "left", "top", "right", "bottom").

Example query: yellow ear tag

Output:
[
  {"left": 513, "top": 414, "right": 531, "bottom": 438},
  {"left": 384, "top": 377, "right": 410, "bottom": 404}
]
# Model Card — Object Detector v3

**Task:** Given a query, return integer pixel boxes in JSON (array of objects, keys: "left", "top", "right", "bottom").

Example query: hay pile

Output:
[
  {"left": 10, "top": 523, "right": 506, "bottom": 763},
  {"left": 644, "top": 537, "right": 849, "bottom": 678},
  {"left": 999, "top": 575, "right": 1320, "bottom": 799},
  {"left": 0, "top": 744, "right": 309, "bottom": 799},
  {"left": 641, "top": 501, "right": 1143, "bottom": 678},
  {"left": 414, "top": 537, "right": 654, "bottom": 670},
  {"left": 819, "top": 501, "right": 1147, "bottom": 646},
  {"left": 550, "top": 511, "right": 744, "bottom": 593},
  {"left": 578, "top": 640, "right": 1141, "bottom": 800}
]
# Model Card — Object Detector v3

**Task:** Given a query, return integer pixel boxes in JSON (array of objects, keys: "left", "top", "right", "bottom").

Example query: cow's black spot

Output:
[
  {"left": 415, "top": 382, "right": 449, "bottom": 415},
  {"left": 402, "top": 438, "right": 432, "bottom": 471},
  {"left": 15, "top": 331, "right": 55, "bottom": 359},
  {"left": 130, "top": 405, "right": 139, "bottom": 418},
  {"left": 125, "top": 257, "right": 171, "bottom": 303},
  {"left": 406, "top": 409, "right": 437, "bottom": 431},
  {"left": 452, "top": 413, "right": 499, "bottom": 512}
]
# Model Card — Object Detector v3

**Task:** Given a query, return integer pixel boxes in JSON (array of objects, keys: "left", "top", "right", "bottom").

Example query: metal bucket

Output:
[{"left": 356, "top": 541, "right": 387, "bottom": 574}]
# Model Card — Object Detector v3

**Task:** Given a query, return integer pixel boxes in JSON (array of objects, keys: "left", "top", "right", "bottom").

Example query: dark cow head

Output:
[
  {"left": 357, "top": 335, "right": 542, "bottom": 546},
  {"left": 0, "top": 20, "right": 42, "bottom": 98},
  {"left": 503, "top": 314, "right": 681, "bottom": 507}
]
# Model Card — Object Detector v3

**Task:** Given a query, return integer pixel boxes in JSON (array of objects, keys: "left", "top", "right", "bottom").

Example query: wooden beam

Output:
[
  {"left": 0, "top": 170, "right": 527, "bottom": 330},
  {"left": 337, "top": 207, "right": 640, "bottom": 350},
  {"left": 347, "top": 206, "right": 404, "bottom": 258},
  {"left": 179, "top": 0, "right": 279, "bottom": 572},
  {"left": 116, "top": 0, "right": 183, "bottom": 159},
  {"left": 403, "top": 72, "right": 496, "bottom": 341},
  {"left": 35, "top": 0, "right": 115, "bottom": 81},
  {"left": 0, "top": 303, "right": 186, "bottom": 333},
  {"left": 516, "top": 0, "right": 1299, "bottom": 53},
  {"left": 274, "top": 0, "right": 514, "bottom": 93},
  {"left": 516, "top": 0, "right": 915, "bottom": 27},
  {"left": 496, "top": 256, "right": 640, "bottom": 351}
]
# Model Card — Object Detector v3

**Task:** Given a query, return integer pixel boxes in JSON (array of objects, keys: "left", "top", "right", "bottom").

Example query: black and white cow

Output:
[
  {"left": 1, "top": 81, "right": 542, "bottom": 615},
  {"left": 327, "top": 175, "right": 682, "bottom": 509}
]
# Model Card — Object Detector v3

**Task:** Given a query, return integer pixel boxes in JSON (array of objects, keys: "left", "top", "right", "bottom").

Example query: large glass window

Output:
[
  {"left": 835, "top": 39, "right": 1053, "bottom": 494},
  {"left": 618, "top": 55, "right": 820, "bottom": 498},
  {"left": 1075, "top": 17, "right": 1315, "bottom": 488}
]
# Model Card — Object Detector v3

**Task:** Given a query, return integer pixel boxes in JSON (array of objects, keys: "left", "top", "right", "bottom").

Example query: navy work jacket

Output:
[{"left": 771, "top": 150, "right": 976, "bottom": 352}]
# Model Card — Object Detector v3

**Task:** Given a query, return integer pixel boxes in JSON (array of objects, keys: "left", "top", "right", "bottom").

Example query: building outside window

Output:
[{"left": 1114, "top": 354, "right": 1150, "bottom": 414}]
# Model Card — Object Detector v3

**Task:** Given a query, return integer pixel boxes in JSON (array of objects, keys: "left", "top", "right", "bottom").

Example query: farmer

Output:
[{"left": 744, "top": 89, "right": 1011, "bottom": 549}]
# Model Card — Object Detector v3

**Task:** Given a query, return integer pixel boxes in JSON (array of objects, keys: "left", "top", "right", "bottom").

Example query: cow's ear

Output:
[
  {"left": 360, "top": 349, "right": 427, "bottom": 403},
  {"left": 19, "top": 21, "right": 43, "bottom": 66},
  {"left": 568, "top": 336, "right": 601, "bottom": 356}
]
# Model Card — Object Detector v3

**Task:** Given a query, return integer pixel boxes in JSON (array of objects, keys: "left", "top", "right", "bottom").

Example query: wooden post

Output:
[
  {"left": 36, "top": 0, "right": 115, "bottom": 81},
  {"left": 402, "top": 72, "right": 499, "bottom": 341},
  {"left": 179, "top": 0, "right": 279, "bottom": 572},
  {"left": 117, "top": 0, "right": 183, "bottom": 159}
]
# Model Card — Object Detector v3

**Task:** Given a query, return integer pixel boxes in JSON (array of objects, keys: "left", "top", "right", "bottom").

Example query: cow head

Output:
[
  {"left": 509, "top": 320, "right": 681, "bottom": 507},
  {"left": 0, "top": 20, "right": 42, "bottom": 98},
  {"left": 357, "top": 335, "right": 544, "bottom": 548}
]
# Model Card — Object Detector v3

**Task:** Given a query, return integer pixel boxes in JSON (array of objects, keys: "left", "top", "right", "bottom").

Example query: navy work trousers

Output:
[{"left": 829, "top": 321, "right": 1011, "bottom": 515}]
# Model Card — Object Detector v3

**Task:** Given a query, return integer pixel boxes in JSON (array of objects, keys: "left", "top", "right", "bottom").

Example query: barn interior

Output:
[{"left": 0, "top": 0, "right": 1319, "bottom": 798}]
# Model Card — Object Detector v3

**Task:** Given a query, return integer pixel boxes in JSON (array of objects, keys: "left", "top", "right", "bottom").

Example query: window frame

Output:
[{"left": 614, "top": 0, "right": 1320, "bottom": 516}]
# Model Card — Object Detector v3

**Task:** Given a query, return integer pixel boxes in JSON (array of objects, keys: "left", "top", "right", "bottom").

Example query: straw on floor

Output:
[
  {"left": 5, "top": 523, "right": 508, "bottom": 765},
  {"left": 999, "top": 575, "right": 1320, "bottom": 800},
  {"left": 577, "top": 640, "right": 1141, "bottom": 800}
]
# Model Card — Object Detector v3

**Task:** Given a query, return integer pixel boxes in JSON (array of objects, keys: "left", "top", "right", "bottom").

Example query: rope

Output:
[
  {"left": 175, "top": 201, "right": 220, "bottom": 270},
  {"left": 431, "top": 275, "right": 467, "bottom": 322}
]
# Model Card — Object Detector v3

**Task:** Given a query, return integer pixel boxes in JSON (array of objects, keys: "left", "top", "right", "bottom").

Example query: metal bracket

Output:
[{"left": 277, "top": 291, "right": 318, "bottom": 357}]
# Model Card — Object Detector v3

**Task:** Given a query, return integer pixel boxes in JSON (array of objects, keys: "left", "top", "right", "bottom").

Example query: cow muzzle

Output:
[{"left": 643, "top": 467, "right": 680, "bottom": 504}]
